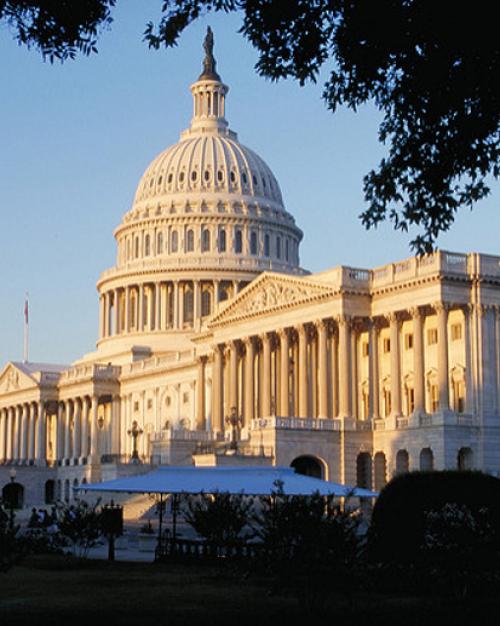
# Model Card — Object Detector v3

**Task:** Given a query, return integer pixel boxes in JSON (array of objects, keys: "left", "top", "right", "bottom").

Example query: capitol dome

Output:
[{"left": 96, "top": 29, "right": 304, "bottom": 356}]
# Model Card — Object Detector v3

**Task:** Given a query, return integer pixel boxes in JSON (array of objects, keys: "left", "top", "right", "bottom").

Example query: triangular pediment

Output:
[
  {"left": 209, "top": 272, "right": 338, "bottom": 327},
  {"left": 0, "top": 362, "right": 38, "bottom": 394}
]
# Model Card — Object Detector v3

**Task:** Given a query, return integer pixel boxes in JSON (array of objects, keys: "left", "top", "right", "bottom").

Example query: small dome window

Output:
[
  {"left": 191, "top": 170, "right": 197, "bottom": 182},
  {"left": 262, "top": 178, "right": 266, "bottom": 188},
  {"left": 179, "top": 172, "right": 185, "bottom": 183},
  {"left": 149, "top": 178, "right": 154, "bottom": 187},
  {"left": 217, "top": 170, "right": 224, "bottom": 182},
  {"left": 241, "top": 172, "right": 248, "bottom": 184},
  {"left": 252, "top": 174, "right": 257, "bottom": 185},
  {"left": 230, "top": 171, "right": 236, "bottom": 183},
  {"left": 204, "top": 170, "right": 210, "bottom": 181},
  {"left": 158, "top": 175, "right": 162, "bottom": 185},
  {"left": 167, "top": 173, "right": 173, "bottom": 184}
]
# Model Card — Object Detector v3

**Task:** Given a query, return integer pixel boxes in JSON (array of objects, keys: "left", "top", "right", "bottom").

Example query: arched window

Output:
[
  {"left": 396, "top": 449, "right": 409, "bottom": 474},
  {"left": 201, "top": 229, "right": 210, "bottom": 252},
  {"left": 130, "top": 290, "right": 136, "bottom": 328},
  {"left": 276, "top": 236, "right": 281, "bottom": 259},
  {"left": 373, "top": 452, "right": 387, "bottom": 490},
  {"left": 183, "top": 286, "right": 194, "bottom": 325},
  {"left": 219, "top": 228, "right": 226, "bottom": 252},
  {"left": 458, "top": 447, "right": 473, "bottom": 470},
  {"left": 134, "top": 237, "right": 139, "bottom": 258},
  {"left": 157, "top": 232, "right": 163, "bottom": 254},
  {"left": 144, "top": 234, "right": 150, "bottom": 256},
  {"left": 264, "top": 233, "right": 270, "bottom": 257},
  {"left": 171, "top": 230, "right": 178, "bottom": 253},
  {"left": 235, "top": 229, "right": 242, "bottom": 254},
  {"left": 126, "top": 239, "right": 131, "bottom": 261},
  {"left": 201, "top": 290, "right": 212, "bottom": 317},
  {"left": 285, "top": 239, "right": 289, "bottom": 261},
  {"left": 250, "top": 231, "right": 258, "bottom": 255},
  {"left": 186, "top": 229, "right": 194, "bottom": 252},
  {"left": 356, "top": 452, "right": 372, "bottom": 489},
  {"left": 420, "top": 447, "right": 434, "bottom": 471},
  {"left": 291, "top": 456, "right": 323, "bottom": 479}
]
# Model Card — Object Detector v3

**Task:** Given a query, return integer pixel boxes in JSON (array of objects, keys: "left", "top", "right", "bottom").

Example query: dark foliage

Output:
[
  {"left": 144, "top": 1, "right": 500, "bottom": 252},
  {"left": 369, "top": 470, "right": 500, "bottom": 567},
  {"left": 0, "top": 0, "right": 115, "bottom": 62},
  {"left": 183, "top": 491, "right": 253, "bottom": 546},
  {"left": 251, "top": 483, "right": 364, "bottom": 605}
]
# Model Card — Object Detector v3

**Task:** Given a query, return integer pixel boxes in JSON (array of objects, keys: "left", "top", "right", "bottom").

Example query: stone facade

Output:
[{"left": 1, "top": 36, "right": 500, "bottom": 507}]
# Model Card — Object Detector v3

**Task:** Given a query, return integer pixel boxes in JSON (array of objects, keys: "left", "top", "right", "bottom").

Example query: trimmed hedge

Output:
[{"left": 368, "top": 470, "right": 500, "bottom": 565}]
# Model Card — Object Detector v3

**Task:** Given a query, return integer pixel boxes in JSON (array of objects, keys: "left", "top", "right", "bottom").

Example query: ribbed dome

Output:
[{"left": 132, "top": 134, "right": 284, "bottom": 211}]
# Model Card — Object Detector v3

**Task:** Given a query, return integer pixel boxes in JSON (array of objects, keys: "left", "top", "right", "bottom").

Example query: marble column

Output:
[
  {"left": 261, "top": 333, "right": 271, "bottom": 417},
  {"left": 212, "top": 346, "right": 223, "bottom": 432},
  {"left": 196, "top": 357, "right": 206, "bottom": 430},
  {"left": 64, "top": 400, "right": 72, "bottom": 461},
  {"left": 278, "top": 329, "right": 290, "bottom": 417},
  {"left": 124, "top": 286, "right": 130, "bottom": 333},
  {"left": 155, "top": 282, "right": 161, "bottom": 330},
  {"left": 80, "top": 397, "right": 90, "bottom": 461},
  {"left": 244, "top": 338, "right": 255, "bottom": 426},
  {"left": 0, "top": 409, "right": 5, "bottom": 461},
  {"left": 337, "top": 316, "right": 351, "bottom": 417},
  {"left": 99, "top": 294, "right": 105, "bottom": 339},
  {"left": 298, "top": 325, "right": 308, "bottom": 418},
  {"left": 330, "top": 329, "right": 338, "bottom": 417},
  {"left": 317, "top": 320, "right": 328, "bottom": 418},
  {"left": 179, "top": 283, "right": 184, "bottom": 328},
  {"left": 36, "top": 400, "right": 46, "bottom": 464},
  {"left": 368, "top": 320, "right": 379, "bottom": 419},
  {"left": 13, "top": 405, "right": 21, "bottom": 461},
  {"left": 90, "top": 395, "right": 99, "bottom": 461},
  {"left": 56, "top": 402, "right": 64, "bottom": 462},
  {"left": 389, "top": 313, "right": 402, "bottom": 416},
  {"left": 411, "top": 307, "right": 425, "bottom": 414},
  {"left": 464, "top": 305, "right": 474, "bottom": 414},
  {"left": 194, "top": 280, "right": 201, "bottom": 328},
  {"left": 114, "top": 289, "right": 120, "bottom": 335},
  {"left": 28, "top": 403, "right": 36, "bottom": 463},
  {"left": 5, "top": 407, "right": 13, "bottom": 461},
  {"left": 229, "top": 341, "right": 239, "bottom": 412},
  {"left": 138, "top": 284, "right": 144, "bottom": 331},
  {"left": 73, "top": 398, "right": 82, "bottom": 461},
  {"left": 20, "top": 403, "right": 29, "bottom": 463},
  {"left": 435, "top": 303, "right": 450, "bottom": 412}
]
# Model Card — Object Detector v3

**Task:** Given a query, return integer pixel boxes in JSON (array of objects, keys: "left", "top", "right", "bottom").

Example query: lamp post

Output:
[
  {"left": 127, "top": 420, "right": 143, "bottom": 463},
  {"left": 225, "top": 406, "right": 243, "bottom": 451},
  {"left": 8, "top": 468, "right": 16, "bottom": 530}
]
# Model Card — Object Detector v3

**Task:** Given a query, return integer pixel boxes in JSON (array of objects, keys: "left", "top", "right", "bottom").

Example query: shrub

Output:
[{"left": 369, "top": 471, "right": 500, "bottom": 567}]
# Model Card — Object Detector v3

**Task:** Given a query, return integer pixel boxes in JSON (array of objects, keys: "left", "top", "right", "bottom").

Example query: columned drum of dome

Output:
[{"left": 96, "top": 30, "right": 304, "bottom": 356}]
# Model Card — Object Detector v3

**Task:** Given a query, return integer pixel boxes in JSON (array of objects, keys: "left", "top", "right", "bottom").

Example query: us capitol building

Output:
[{"left": 1, "top": 32, "right": 500, "bottom": 507}]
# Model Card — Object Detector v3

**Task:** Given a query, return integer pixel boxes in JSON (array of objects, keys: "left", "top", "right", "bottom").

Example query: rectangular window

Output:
[
  {"left": 383, "top": 338, "right": 391, "bottom": 353},
  {"left": 427, "top": 328, "right": 438, "bottom": 345},
  {"left": 404, "top": 333, "right": 414, "bottom": 350},
  {"left": 362, "top": 342, "right": 369, "bottom": 357},
  {"left": 451, "top": 323, "right": 462, "bottom": 341},
  {"left": 384, "top": 390, "right": 392, "bottom": 416},
  {"left": 133, "top": 401, "right": 139, "bottom": 412},
  {"left": 407, "top": 388, "right": 415, "bottom": 413},
  {"left": 454, "top": 381, "right": 465, "bottom": 413},
  {"left": 147, "top": 399, "right": 153, "bottom": 410},
  {"left": 430, "top": 384, "right": 439, "bottom": 412},
  {"left": 182, "top": 392, "right": 189, "bottom": 404}
]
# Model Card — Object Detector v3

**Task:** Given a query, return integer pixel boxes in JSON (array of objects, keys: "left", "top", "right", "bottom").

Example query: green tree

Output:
[
  {"left": 183, "top": 491, "right": 253, "bottom": 548},
  {"left": 2, "top": 1, "right": 498, "bottom": 251},
  {"left": 57, "top": 498, "right": 103, "bottom": 559}
]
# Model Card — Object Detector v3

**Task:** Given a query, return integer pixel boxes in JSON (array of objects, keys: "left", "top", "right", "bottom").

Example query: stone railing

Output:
[
  {"left": 251, "top": 416, "right": 340, "bottom": 431},
  {"left": 59, "top": 363, "right": 121, "bottom": 383},
  {"left": 151, "top": 429, "right": 218, "bottom": 443},
  {"left": 121, "top": 351, "right": 193, "bottom": 376}
]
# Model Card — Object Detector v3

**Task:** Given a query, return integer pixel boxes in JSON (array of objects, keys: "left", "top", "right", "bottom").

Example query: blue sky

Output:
[{"left": 0, "top": 4, "right": 498, "bottom": 366}]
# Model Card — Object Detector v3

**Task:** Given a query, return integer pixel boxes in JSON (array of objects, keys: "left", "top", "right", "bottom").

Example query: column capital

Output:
[
  {"left": 334, "top": 314, "right": 351, "bottom": 327},
  {"left": 384, "top": 311, "right": 401, "bottom": 324},
  {"left": 408, "top": 306, "right": 423, "bottom": 319},
  {"left": 432, "top": 301, "right": 451, "bottom": 314}
]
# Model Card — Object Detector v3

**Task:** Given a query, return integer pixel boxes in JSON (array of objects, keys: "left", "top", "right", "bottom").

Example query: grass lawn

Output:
[{"left": 1, "top": 555, "right": 499, "bottom": 626}]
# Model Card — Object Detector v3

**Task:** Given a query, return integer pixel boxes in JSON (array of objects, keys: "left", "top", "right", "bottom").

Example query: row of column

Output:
[
  {"left": 206, "top": 304, "right": 473, "bottom": 430},
  {"left": 99, "top": 279, "right": 246, "bottom": 338},
  {"left": 0, "top": 396, "right": 106, "bottom": 465}
]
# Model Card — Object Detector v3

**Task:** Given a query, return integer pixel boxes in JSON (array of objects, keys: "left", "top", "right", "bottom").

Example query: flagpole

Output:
[{"left": 23, "top": 293, "right": 29, "bottom": 364}]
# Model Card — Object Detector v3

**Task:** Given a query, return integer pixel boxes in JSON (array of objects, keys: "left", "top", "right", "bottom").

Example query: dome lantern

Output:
[{"left": 186, "top": 27, "right": 231, "bottom": 137}]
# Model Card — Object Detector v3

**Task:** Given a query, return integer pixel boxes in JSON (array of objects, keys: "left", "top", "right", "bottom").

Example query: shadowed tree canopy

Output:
[{"left": 2, "top": 1, "right": 499, "bottom": 252}]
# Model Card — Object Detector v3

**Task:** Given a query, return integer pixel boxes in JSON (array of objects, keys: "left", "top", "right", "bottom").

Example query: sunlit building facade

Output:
[{"left": 1, "top": 36, "right": 500, "bottom": 506}]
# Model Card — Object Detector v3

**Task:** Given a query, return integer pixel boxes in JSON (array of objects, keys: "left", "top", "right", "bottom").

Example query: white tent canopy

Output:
[{"left": 76, "top": 466, "right": 377, "bottom": 498}]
